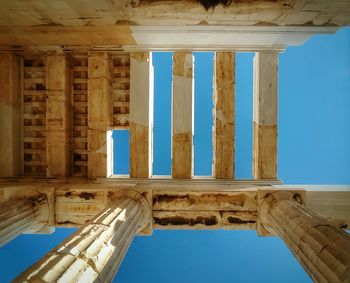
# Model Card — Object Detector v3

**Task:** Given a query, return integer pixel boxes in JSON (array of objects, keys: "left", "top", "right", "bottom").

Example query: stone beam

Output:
[
  {"left": 0, "top": 26, "right": 339, "bottom": 51},
  {"left": 172, "top": 52, "right": 194, "bottom": 179},
  {"left": 15, "top": 193, "right": 150, "bottom": 283},
  {"left": 23, "top": 54, "right": 47, "bottom": 176},
  {"left": 253, "top": 51, "right": 278, "bottom": 179},
  {"left": 1, "top": 179, "right": 348, "bottom": 232},
  {"left": 213, "top": 52, "right": 235, "bottom": 179},
  {"left": 0, "top": 1, "right": 348, "bottom": 34},
  {"left": 258, "top": 191, "right": 350, "bottom": 283},
  {"left": 88, "top": 52, "right": 112, "bottom": 179},
  {"left": 152, "top": 190, "right": 257, "bottom": 211},
  {"left": 130, "top": 52, "right": 153, "bottom": 178},
  {"left": 0, "top": 52, "right": 22, "bottom": 177},
  {"left": 46, "top": 52, "right": 72, "bottom": 177},
  {"left": 153, "top": 210, "right": 257, "bottom": 230}
]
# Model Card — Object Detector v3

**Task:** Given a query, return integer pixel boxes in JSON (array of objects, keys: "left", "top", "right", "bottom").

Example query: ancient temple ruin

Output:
[{"left": 0, "top": 0, "right": 350, "bottom": 282}]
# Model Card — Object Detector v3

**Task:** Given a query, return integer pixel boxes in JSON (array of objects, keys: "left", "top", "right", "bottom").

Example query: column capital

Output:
[
  {"left": 106, "top": 189, "right": 152, "bottom": 235},
  {"left": 257, "top": 188, "right": 306, "bottom": 236},
  {"left": 0, "top": 187, "right": 53, "bottom": 246}
]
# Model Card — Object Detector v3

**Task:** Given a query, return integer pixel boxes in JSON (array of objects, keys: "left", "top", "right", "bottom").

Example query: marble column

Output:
[
  {"left": 260, "top": 192, "right": 350, "bottom": 283},
  {"left": 15, "top": 195, "right": 150, "bottom": 282}
]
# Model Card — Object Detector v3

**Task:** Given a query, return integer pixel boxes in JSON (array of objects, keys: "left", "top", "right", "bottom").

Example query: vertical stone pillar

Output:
[
  {"left": 130, "top": 52, "right": 153, "bottom": 178},
  {"left": 260, "top": 192, "right": 350, "bottom": 282},
  {"left": 253, "top": 51, "right": 278, "bottom": 179},
  {"left": 0, "top": 196, "right": 46, "bottom": 247},
  {"left": 88, "top": 52, "right": 112, "bottom": 179},
  {"left": 172, "top": 52, "right": 194, "bottom": 179},
  {"left": 0, "top": 52, "right": 22, "bottom": 177},
  {"left": 213, "top": 52, "right": 235, "bottom": 179},
  {"left": 15, "top": 195, "right": 150, "bottom": 283},
  {"left": 46, "top": 52, "right": 72, "bottom": 177}
]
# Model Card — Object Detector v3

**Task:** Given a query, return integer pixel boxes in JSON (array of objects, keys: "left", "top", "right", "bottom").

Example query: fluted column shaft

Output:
[
  {"left": 0, "top": 198, "right": 43, "bottom": 246},
  {"left": 261, "top": 193, "right": 350, "bottom": 283},
  {"left": 15, "top": 196, "right": 149, "bottom": 283}
]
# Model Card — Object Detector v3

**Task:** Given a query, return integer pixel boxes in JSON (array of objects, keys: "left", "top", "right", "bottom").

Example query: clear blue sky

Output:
[{"left": 0, "top": 27, "right": 349, "bottom": 283}]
